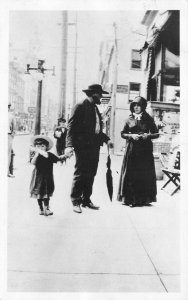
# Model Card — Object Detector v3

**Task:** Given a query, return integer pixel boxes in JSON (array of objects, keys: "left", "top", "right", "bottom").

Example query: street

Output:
[{"left": 7, "top": 134, "right": 180, "bottom": 293}]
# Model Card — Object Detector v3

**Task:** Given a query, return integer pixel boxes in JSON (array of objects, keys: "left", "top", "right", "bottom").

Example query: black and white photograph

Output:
[{"left": 0, "top": 0, "right": 188, "bottom": 299}]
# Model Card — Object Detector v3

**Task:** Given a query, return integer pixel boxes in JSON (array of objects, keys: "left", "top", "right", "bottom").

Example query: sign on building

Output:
[
  {"left": 28, "top": 107, "right": 36, "bottom": 113},
  {"left": 29, "top": 114, "right": 34, "bottom": 119},
  {"left": 117, "top": 85, "right": 128, "bottom": 94},
  {"left": 154, "top": 110, "right": 180, "bottom": 135},
  {"left": 18, "top": 112, "right": 28, "bottom": 119},
  {"left": 101, "top": 97, "right": 111, "bottom": 104}
]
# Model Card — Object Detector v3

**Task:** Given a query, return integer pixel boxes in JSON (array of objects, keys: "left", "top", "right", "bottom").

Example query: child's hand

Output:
[
  {"left": 59, "top": 155, "right": 66, "bottom": 162},
  {"left": 37, "top": 148, "right": 48, "bottom": 158},
  {"left": 30, "top": 146, "right": 38, "bottom": 152},
  {"left": 30, "top": 146, "right": 35, "bottom": 151},
  {"left": 30, "top": 146, "right": 39, "bottom": 156},
  {"left": 65, "top": 147, "right": 74, "bottom": 157}
]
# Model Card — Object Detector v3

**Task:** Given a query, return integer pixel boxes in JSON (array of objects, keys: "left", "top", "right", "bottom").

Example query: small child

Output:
[{"left": 30, "top": 135, "right": 65, "bottom": 216}]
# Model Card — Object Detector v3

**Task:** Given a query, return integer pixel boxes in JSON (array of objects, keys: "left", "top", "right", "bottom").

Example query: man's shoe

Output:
[
  {"left": 129, "top": 204, "right": 138, "bottom": 208},
  {"left": 73, "top": 205, "right": 82, "bottom": 213},
  {"left": 82, "top": 202, "right": 100, "bottom": 210},
  {"left": 8, "top": 174, "right": 15, "bottom": 178},
  {"left": 44, "top": 208, "right": 53, "bottom": 216},
  {"left": 39, "top": 209, "right": 44, "bottom": 215}
]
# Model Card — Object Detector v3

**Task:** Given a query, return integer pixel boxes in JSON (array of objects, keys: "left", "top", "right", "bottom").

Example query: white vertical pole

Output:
[
  {"left": 73, "top": 12, "right": 78, "bottom": 106},
  {"left": 59, "top": 11, "right": 68, "bottom": 118},
  {"left": 110, "top": 22, "right": 118, "bottom": 154}
]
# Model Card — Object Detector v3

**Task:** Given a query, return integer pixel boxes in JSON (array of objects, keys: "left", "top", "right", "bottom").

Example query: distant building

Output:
[
  {"left": 98, "top": 10, "right": 180, "bottom": 154},
  {"left": 9, "top": 51, "right": 58, "bottom": 133},
  {"left": 9, "top": 60, "right": 26, "bottom": 131},
  {"left": 98, "top": 23, "right": 146, "bottom": 154}
]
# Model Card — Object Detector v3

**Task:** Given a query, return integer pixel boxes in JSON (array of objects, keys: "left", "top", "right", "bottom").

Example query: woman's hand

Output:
[
  {"left": 131, "top": 134, "right": 140, "bottom": 141},
  {"left": 141, "top": 133, "right": 149, "bottom": 140}
]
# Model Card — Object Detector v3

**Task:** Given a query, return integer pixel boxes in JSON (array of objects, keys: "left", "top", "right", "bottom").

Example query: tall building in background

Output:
[
  {"left": 98, "top": 10, "right": 180, "bottom": 154},
  {"left": 9, "top": 58, "right": 26, "bottom": 131},
  {"left": 98, "top": 19, "right": 146, "bottom": 154},
  {"left": 9, "top": 24, "right": 59, "bottom": 133}
]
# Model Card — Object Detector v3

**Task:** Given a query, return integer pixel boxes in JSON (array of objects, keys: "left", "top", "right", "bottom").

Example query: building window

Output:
[
  {"left": 131, "top": 50, "right": 141, "bottom": 69},
  {"left": 129, "top": 82, "right": 140, "bottom": 102}
]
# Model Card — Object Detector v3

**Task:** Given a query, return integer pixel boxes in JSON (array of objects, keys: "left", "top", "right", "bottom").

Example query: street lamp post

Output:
[
  {"left": 25, "top": 60, "right": 55, "bottom": 135},
  {"left": 35, "top": 78, "right": 42, "bottom": 135}
]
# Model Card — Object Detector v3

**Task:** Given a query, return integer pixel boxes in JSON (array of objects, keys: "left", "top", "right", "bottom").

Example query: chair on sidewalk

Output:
[{"left": 160, "top": 150, "right": 180, "bottom": 196}]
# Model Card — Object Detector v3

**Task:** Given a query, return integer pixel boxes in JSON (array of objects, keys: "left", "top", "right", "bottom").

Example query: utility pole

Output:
[
  {"left": 66, "top": 12, "right": 78, "bottom": 110},
  {"left": 25, "top": 60, "right": 55, "bottom": 135},
  {"left": 110, "top": 22, "right": 118, "bottom": 154},
  {"left": 59, "top": 11, "right": 68, "bottom": 118},
  {"left": 72, "top": 12, "right": 78, "bottom": 106}
]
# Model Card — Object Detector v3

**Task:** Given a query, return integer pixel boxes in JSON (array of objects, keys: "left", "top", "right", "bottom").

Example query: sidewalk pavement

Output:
[{"left": 7, "top": 134, "right": 180, "bottom": 293}]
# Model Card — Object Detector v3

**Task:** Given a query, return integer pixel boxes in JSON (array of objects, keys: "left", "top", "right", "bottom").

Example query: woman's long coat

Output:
[{"left": 117, "top": 111, "right": 159, "bottom": 206}]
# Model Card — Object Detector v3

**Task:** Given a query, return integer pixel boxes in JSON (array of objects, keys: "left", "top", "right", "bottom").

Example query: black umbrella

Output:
[{"left": 106, "top": 145, "right": 113, "bottom": 201}]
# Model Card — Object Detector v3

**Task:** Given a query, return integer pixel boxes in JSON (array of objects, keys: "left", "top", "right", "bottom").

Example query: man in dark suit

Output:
[
  {"left": 65, "top": 84, "right": 110, "bottom": 213},
  {"left": 54, "top": 118, "right": 67, "bottom": 156}
]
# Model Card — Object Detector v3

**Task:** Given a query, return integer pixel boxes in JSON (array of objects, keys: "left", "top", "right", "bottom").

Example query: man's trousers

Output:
[{"left": 70, "top": 147, "right": 100, "bottom": 205}]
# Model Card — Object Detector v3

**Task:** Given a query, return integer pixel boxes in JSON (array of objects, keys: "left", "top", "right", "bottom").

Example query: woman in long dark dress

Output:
[{"left": 117, "top": 96, "right": 159, "bottom": 207}]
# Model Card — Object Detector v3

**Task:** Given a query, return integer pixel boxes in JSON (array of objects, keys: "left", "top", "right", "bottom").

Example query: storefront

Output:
[
  {"left": 15, "top": 112, "right": 29, "bottom": 132},
  {"left": 140, "top": 10, "right": 180, "bottom": 143}
]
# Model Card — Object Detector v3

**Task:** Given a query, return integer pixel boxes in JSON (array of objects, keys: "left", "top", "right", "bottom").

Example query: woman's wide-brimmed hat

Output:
[
  {"left": 30, "top": 135, "right": 53, "bottom": 151},
  {"left": 82, "top": 84, "right": 109, "bottom": 94},
  {"left": 130, "top": 96, "right": 147, "bottom": 113}
]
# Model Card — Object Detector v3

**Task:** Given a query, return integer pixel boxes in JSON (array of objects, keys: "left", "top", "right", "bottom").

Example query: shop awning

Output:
[
  {"left": 140, "top": 11, "right": 179, "bottom": 56},
  {"left": 160, "top": 11, "right": 179, "bottom": 56},
  {"left": 150, "top": 101, "right": 180, "bottom": 112}
]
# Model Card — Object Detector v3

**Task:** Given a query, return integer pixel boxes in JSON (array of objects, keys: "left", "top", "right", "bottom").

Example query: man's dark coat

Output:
[
  {"left": 66, "top": 98, "right": 109, "bottom": 205},
  {"left": 66, "top": 99, "right": 109, "bottom": 149}
]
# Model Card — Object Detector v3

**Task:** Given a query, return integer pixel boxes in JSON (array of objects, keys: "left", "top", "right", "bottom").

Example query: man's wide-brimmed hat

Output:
[
  {"left": 82, "top": 84, "right": 109, "bottom": 94},
  {"left": 30, "top": 135, "right": 53, "bottom": 151}
]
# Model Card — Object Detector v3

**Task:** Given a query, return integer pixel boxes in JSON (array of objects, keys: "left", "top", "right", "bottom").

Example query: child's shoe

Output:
[
  {"left": 39, "top": 209, "right": 44, "bottom": 215},
  {"left": 44, "top": 207, "right": 53, "bottom": 216}
]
